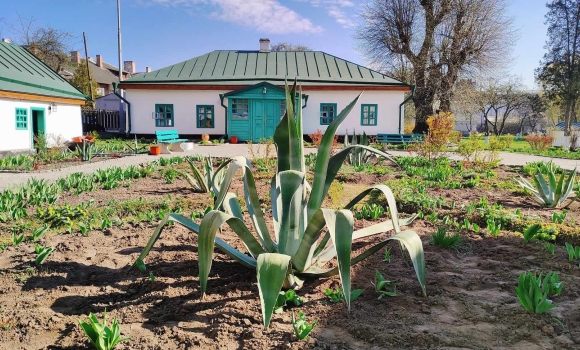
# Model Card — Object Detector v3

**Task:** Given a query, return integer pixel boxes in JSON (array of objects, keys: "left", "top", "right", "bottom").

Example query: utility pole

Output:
[
  {"left": 82, "top": 32, "right": 94, "bottom": 108},
  {"left": 117, "top": 0, "right": 123, "bottom": 82}
]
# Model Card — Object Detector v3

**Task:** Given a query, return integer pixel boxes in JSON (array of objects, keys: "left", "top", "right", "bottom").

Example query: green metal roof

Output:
[
  {"left": 123, "top": 51, "right": 407, "bottom": 86},
  {"left": 0, "top": 41, "right": 86, "bottom": 100}
]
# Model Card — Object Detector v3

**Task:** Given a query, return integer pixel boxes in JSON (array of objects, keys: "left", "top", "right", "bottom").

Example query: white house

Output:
[
  {"left": 119, "top": 39, "right": 411, "bottom": 142},
  {"left": 0, "top": 39, "right": 85, "bottom": 154}
]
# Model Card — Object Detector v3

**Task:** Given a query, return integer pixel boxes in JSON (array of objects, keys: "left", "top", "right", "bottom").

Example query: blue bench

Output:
[
  {"left": 155, "top": 130, "right": 188, "bottom": 154},
  {"left": 377, "top": 134, "right": 424, "bottom": 145}
]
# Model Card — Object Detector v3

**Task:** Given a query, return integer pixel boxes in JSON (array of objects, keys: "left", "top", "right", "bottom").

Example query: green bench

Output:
[
  {"left": 377, "top": 134, "right": 424, "bottom": 145},
  {"left": 155, "top": 130, "right": 188, "bottom": 154}
]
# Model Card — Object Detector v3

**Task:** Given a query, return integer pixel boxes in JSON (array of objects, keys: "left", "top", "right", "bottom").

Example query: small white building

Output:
[
  {"left": 119, "top": 39, "right": 411, "bottom": 142},
  {"left": 0, "top": 40, "right": 85, "bottom": 154}
]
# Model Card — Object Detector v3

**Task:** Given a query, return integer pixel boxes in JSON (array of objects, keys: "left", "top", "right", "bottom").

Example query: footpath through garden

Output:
[{"left": 0, "top": 145, "right": 578, "bottom": 190}]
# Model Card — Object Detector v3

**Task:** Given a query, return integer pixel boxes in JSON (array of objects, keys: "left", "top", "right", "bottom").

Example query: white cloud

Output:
[
  {"left": 296, "top": 0, "right": 355, "bottom": 28},
  {"left": 144, "top": 0, "right": 324, "bottom": 34}
]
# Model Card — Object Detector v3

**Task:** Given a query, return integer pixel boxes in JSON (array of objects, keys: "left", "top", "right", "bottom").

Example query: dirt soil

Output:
[{"left": 1, "top": 169, "right": 580, "bottom": 349}]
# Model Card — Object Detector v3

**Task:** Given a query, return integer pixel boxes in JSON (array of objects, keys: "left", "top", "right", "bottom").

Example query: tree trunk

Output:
[
  {"left": 565, "top": 98, "right": 574, "bottom": 136},
  {"left": 412, "top": 71, "right": 435, "bottom": 134}
]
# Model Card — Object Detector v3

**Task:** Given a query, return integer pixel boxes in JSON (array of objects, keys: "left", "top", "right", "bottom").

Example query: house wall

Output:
[
  {"left": 126, "top": 88, "right": 404, "bottom": 136},
  {"left": 0, "top": 97, "right": 82, "bottom": 151},
  {"left": 127, "top": 90, "right": 228, "bottom": 135}
]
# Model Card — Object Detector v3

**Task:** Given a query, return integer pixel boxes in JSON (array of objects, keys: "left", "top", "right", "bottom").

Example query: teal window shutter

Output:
[
  {"left": 320, "top": 103, "right": 337, "bottom": 125},
  {"left": 361, "top": 104, "right": 377, "bottom": 126},
  {"left": 15, "top": 108, "right": 28, "bottom": 130},
  {"left": 197, "top": 105, "right": 214, "bottom": 128},
  {"left": 154, "top": 104, "right": 174, "bottom": 127}
]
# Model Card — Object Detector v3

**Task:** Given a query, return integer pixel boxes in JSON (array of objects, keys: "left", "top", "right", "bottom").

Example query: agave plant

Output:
[
  {"left": 344, "top": 129, "right": 373, "bottom": 166},
  {"left": 181, "top": 156, "right": 225, "bottom": 193},
  {"left": 516, "top": 162, "right": 576, "bottom": 208},
  {"left": 133, "top": 80, "right": 426, "bottom": 328}
]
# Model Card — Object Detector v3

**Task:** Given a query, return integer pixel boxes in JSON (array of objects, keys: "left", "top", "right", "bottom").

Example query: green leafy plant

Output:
[
  {"left": 71, "top": 140, "right": 99, "bottom": 162},
  {"left": 181, "top": 156, "right": 225, "bottom": 193},
  {"left": 132, "top": 80, "right": 425, "bottom": 328},
  {"left": 11, "top": 230, "right": 24, "bottom": 246},
  {"left": 523, "top": 224, "right": 542, "bottom": 242},
  {"left": 486, "top": 218, "right": 501, "bottom": 236},
  {"left": 344, "top": 129, "right": 374, "bottom": 166},
  {"left": 373, "top": 270, "right": 397, "bottom": 299},
  {"left": 565, "top": 243, "right": 580, "bottom": 266},
  {"left": 34, "top": 243, "right": 54, "bottom": 265},
  {"left": 149, "top": 271, "right": 155, "bottom": 283},
  {"left": 79, "top": 310, "right": 130, "bottom": 350},
  {"left": 431, "top": 227, "right": 461, "bottom": 249},
  {"left": 516, "top": 164, "right": 576, "bottom": 208},
  {"left": 552, "top": 210, "right": 567, "bottom": 224},
  {"left": 292, "top": 311, "right": 317, "bottom": 340},
  {"left": 515, "top": 271, "right": 562, "bottom": 314},
  {"left": 325, "top": 287, "right": 364, "bottom": 303},
  {"left": 544, "top": 242, "right": 555, "bottom": 255},
  {"left": 274, "top": 290, "right": 304, "bottom": 314},
  {"left": 32, "top": 225, "right": 49, "bottom": 241},
  {"left": 383, "top": 247, "right": 391, "bottom": 262}
]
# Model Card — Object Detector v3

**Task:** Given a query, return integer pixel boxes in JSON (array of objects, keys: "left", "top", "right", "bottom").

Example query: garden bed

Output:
[{"left": 0, "top": 157, "right": 579, "bottom": 349}]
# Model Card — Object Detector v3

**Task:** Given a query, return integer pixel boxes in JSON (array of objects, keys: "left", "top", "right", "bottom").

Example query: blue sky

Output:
[{"left": 0, "top": 0, "right": 547, "bottom": 88}]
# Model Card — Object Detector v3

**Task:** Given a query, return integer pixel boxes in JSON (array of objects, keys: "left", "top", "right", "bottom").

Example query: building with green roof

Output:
[
  {"left": 0, "top": 39, "right": 86, "bottom": 153},
  {"left": 119, "top": 39, "right": 411, "bottom": 142}
]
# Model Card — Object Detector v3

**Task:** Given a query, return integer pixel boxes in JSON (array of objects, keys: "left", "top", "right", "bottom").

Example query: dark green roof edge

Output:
[{"left": 0, "top": 75, "right": 86, "bottom": 99}]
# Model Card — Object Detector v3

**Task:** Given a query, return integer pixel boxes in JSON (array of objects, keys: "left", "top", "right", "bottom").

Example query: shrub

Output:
[
  {"left": 525, "top": 134, "right": 554, "bottom": 151},
  {"left": 408, "top": 112, "right": 460, "bottom": 160},
  {"left": 309, "top": 129, "right": 338, "bottom": 149}
]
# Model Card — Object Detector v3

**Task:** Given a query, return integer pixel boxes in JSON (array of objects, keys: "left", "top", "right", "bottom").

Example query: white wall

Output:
[
  {"left": 0, "top": 97, "right": 82, "bottom": 151},
  {"left": 127, "top": 90, "right": 228, "bottom": 135},
  {"left": 301, "top": 90, "right": 404, "bottom": 135},
  {"left": 126, "top": 88, "right": 404, "bottom": 136}
]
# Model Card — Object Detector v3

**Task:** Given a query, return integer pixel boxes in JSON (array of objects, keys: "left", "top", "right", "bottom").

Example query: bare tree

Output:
[
  {"left": 478, "top": 77, "right": 527, "bottom": 135},
  {"left": 356, "top": 0, "right": 515, "bottom": 133},
  {"left": 517, "top": 93, "right": 547, "bottom": 133},
  {"left": 451, "top": 79, "right": 480, "bottom": 133},
  {"left": 3, "top": 15, "right": 75, "bottom": 73},
  {"left": 270, "top": 42, "right": 312, "bottom": 51}
]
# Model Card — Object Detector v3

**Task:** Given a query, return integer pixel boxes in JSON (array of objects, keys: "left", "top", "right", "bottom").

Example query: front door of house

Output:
[
  {"left": 31, "top": 108, "right": 46, "bottom": 148},
  {"left": 251, "top": 99, "right": 278, "bottom": 142}
]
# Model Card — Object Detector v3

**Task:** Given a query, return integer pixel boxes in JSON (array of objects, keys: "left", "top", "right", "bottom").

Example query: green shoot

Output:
[
  {"left": 544, "top": 243, "right": 555, "bottom": 255},
  {"left": 552, "top": 211, "right": 567, "bottom": 224},
  {"left": 486, "top": 219, "right": 501, "bottom": 236},
  {"left": 523, "top": 224, "right": 542, "bottom": 242},
  {"left": 274, "top": 290, "right": 304, "bottom": 314},
  {"left": 149, "top": 272, "right": 155, "bottom": 283},
  {"left": 430, "top": 227, "right": 461, "bottom": 249},
  {"left": 373, "top": 270, "right": 397, "bottom": 299},
  {"left": 564, "top": 243, "right": 580, "bottom": 266},
  {"left": 515, "top": 271, "right": 562, "bottom": 314},
  {"left": 79, "top": 309, "right": 130, "bottom": 350},
  {"left": 32, "top": 225, "right": 49, "bottom": 241},
  {"left": 383, "top": 247, "right": 391, "bottom": 263},
  {"left": 291, "top": 311, "right": 317, "bottom": 340},
  {"left": 34, "top": 244, "right": 54, "bottom": 265},
  {"left": 325, "top": 287, "right": 364, "bottom": 303},
  {"left": 11, "top": 231, "right": 24, "bottom": 246}
]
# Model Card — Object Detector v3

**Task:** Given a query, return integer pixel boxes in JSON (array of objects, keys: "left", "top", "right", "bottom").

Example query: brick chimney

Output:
[
  {"left": 1, "top": 38, "right": 11, "bottom": 43},
  {"left": 146, "top": 66, "right": 151, "bottom": 73},
  {"left": 259, "top": 38, "right": 270, "bottom": 53},
  {"left": 124, "top": 61, "right": 136, "bottom": 74},
  {"left": 70, "top": 51, "right": 81, "bottom": 64},
  {"left": 96, "top": 54, "right": 103, "bottom": 68}
]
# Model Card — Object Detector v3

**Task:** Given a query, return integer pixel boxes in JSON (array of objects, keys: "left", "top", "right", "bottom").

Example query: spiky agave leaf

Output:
[{"left": 257, "top": 253, "right": 292, "bottom": 328}]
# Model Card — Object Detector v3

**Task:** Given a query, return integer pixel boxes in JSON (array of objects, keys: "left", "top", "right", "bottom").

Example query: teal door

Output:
[
  {"left": 253, "top": 100, "right": 265, "bottom": 142},
  {"left": 251, "top": 99, "right": 279, "bottom": 142}
]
